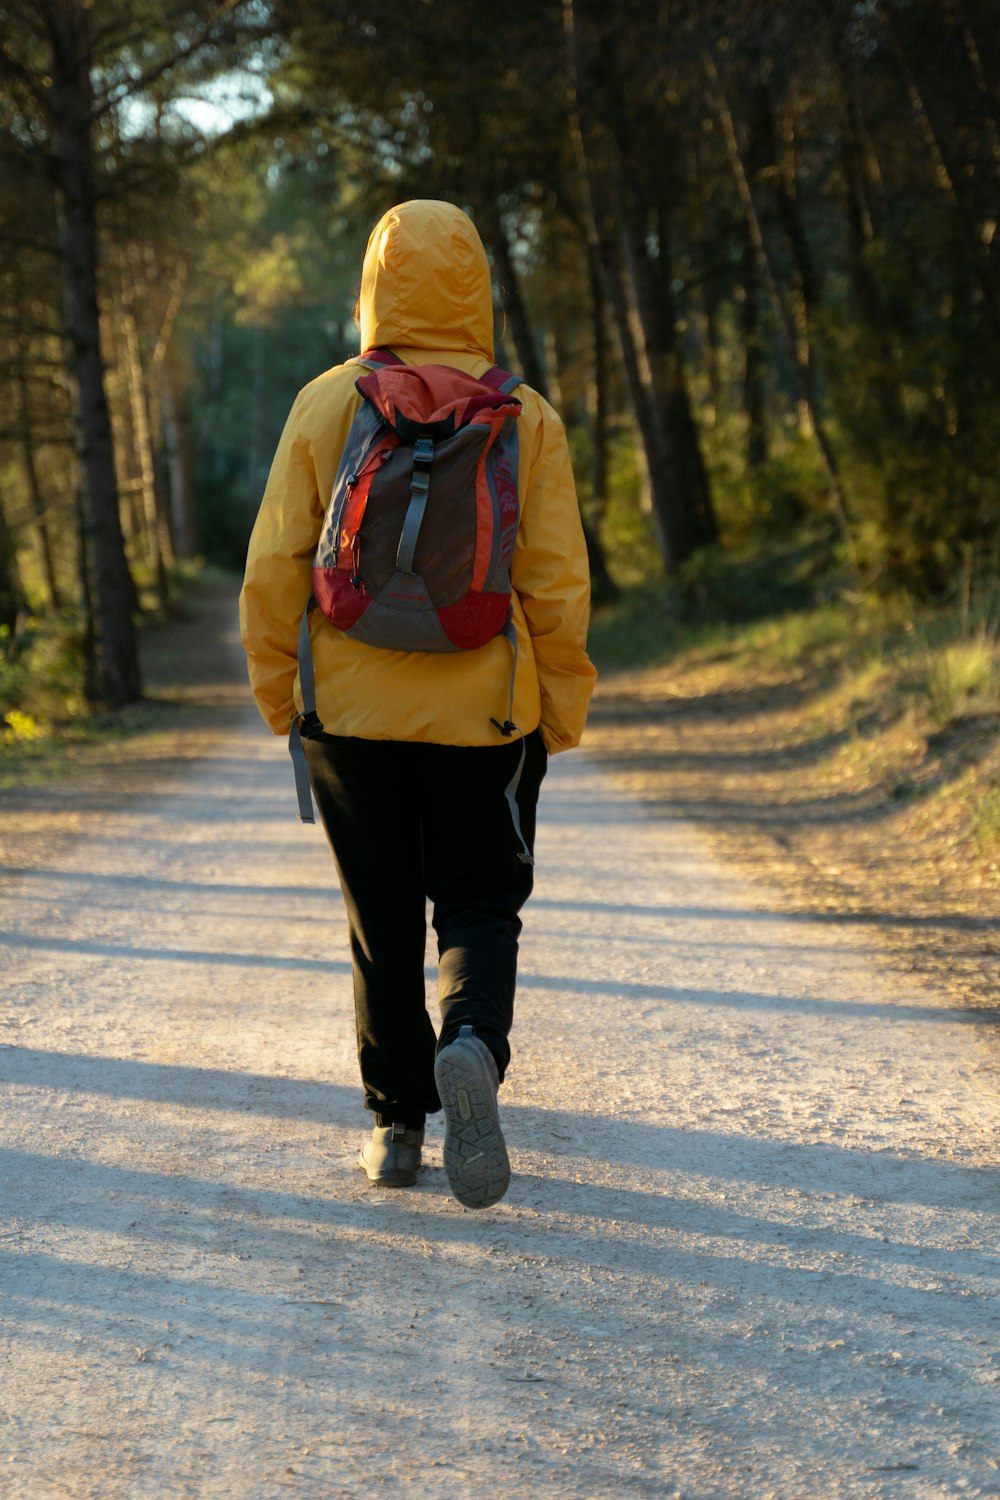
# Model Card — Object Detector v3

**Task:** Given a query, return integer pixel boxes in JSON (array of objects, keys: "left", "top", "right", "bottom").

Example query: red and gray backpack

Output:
[{"left": 289, "top": 348, "right": 533, "bottom": 860}]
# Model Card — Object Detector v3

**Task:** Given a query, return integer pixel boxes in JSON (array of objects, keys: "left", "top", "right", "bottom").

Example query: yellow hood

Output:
[{"left": 358, "top": 200, "right": 495, "bottom": 361}]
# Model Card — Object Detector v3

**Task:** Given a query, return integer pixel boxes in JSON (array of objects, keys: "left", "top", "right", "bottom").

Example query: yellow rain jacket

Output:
[{"left": 240, "top": 199, "right": 596, "bottom": 754}]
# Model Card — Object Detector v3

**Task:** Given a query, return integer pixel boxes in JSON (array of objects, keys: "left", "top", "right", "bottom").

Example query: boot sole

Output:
[{"left": 434, "top": 1037, "right": 510, "bottom": 1209}]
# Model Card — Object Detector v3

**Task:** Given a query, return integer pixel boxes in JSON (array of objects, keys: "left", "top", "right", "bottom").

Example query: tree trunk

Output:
[
  {"left": 74, "top": 473, "right": 100, "bottom": 705},
  {"left": 650, "top": 199, "right": 718, "bottom": 550},
  {"left": 702, "top": 283, "right": 722, "bottom": 431},
  {"left": 581, "top": 518, "right": 618, "bottom": 607},
  {"left": 705, "top": 47, "right": 855, "bottom": 560},
  {"left": 955, "top": 0, "right": 1000, "bottom": 155},
  {"left": 587, "top": 242, "right": 610, "bottom": 529},
  {"left": 482, "top": 207, "right": 550, "bottom": 397},
  {"left": 563, "top": 0, "right": 717, "bottom": 571},
  {"left": 772, "top": 98, "right": 819, "bottom": 434},
  {"left": 608, "top": 196, "right": 717, "bottom": 567},
  {"left": 574, "top": 244, "right": 617, "bottom": 606},
  {"left": 691, "top": 156, "right": 722, "bottom": 430},
  {"left": 105, "top": 329, "right": 147, "bottom": 603},
  {"left": 839, "top": 103, "right": 910, "bottom": 446},
  {"left": 741, "top": 229, "right": 769, "bottom": 470},
  {"left": 955, "top": 0, "right": 1000, "bottom": 282},
  {"left": 0, "top": 482, "right": 28, "bottom": 641},
  {"left": 818, "top": 1, "right": 912, "bottom": 454},
  {"left": 160, "top": 344, "right": 199, "bottom": 560},
  {"left": 601, "top": 206, "right": 680, "bottom": 566},
  {"left": 880, "top": 1, "right": 1000, "bottom": 340},
  {"left": 47, "top": 0, "right": 141, "bottom": 706},
  {"left": 15, "top": 323, "right": 62, "bottom": 611},
  {"left": 248, "top": 324, "right": 264, "bottom": 500},
  {"left": 613, "top": 182, "right": 718, "bottom": 558},
  {"left": 123, "top": 304, "right": 170, "bottom": 607}
]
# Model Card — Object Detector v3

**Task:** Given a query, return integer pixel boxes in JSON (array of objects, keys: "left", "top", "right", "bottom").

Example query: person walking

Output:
[{"left": 240, "top": 200, "right": 595, "bottom": 1208}]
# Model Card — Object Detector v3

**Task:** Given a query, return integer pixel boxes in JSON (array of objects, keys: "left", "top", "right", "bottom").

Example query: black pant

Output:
[{"left": 302, "top": 730, "right": 547, "bottom": 1128}]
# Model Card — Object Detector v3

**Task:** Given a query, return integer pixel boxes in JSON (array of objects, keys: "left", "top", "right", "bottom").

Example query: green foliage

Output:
[
  {"left": 181, "top": 150, "right": 368, "bottom": 569},
  {"left": 233, "top": 232, "right": 309, "bottom": 328},
  {"left": 5, "top": 0, "right": 1000, "bottom": 730},
  {"left": 0, "top": 616, "right": 85, "bottom": 733},
  {"left": 588, "top": 528, "right": 850, "bottom": 671},
  {"left": 737, "top": 600, "right": 869, "bottom": 665},
  {"left": 702, "top": 419, "right": 829, "bottom": 549},
  {"left": 587, "top": 581, "right": 683, "bottom": 670},
  {"left": 820, "top": 177, "right": 1000, "bottom": 594},
  {"left": 588, "top": 428, "right": 665, "bottom": 588},
  {"left": 677, "top": 532, "right": 833, "bottom": 626}
]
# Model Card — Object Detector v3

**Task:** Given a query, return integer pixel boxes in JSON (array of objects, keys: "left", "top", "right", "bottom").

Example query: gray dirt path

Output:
[{"left": 1, "top": 593, "right": 999, "bottom": 1499}]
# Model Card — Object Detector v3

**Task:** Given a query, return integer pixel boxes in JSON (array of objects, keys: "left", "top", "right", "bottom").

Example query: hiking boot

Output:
[
  {"left": 433, "top": 1025, "right": 510, "bottom": 1209},
  {"left": 357, "top": 1123, "right": 424, "bottom": 1187}
]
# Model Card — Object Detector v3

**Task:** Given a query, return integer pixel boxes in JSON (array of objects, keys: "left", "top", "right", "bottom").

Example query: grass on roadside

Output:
[
  {"left": 589, "top": 545, "right": 1000, "bottom": 854},
  {"left": 919, "top": 631, "right": 1000, "bottom": 727},
  {"left": 972, "top": 785, "right": 1000, "bottom": 849}
]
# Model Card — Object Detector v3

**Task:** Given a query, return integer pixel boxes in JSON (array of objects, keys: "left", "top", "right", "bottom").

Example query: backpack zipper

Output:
[{"left": 335, "top": 444, "right": 394, "bottom": 569}]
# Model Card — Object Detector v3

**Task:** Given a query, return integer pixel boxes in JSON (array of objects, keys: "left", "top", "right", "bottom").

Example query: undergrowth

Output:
[
  {"left": 0, "top": 561, "right": 216, "bottom": 776},
  {"left": 589, "top": 540, "right": 1000, "bottom": 848},
  {"left": 591, "top": 539, "right": 998, "bottom": 721}
]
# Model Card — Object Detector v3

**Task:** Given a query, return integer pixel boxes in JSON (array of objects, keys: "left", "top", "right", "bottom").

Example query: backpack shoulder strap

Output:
[
  {"left": 357, "top": 352, "right": 521, "bottom": 392},
  {"left": 356, "top": 346, "right": 405, "bottom": 368},
  {"left": 481, "top": 366, "right": 523, "bottom": 396}
]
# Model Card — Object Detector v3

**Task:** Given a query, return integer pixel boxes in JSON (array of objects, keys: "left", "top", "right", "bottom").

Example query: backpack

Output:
[
  {"left": 289, "top": 348, "right": 534, "bottom": 862},
  {"left": 312, "top": 347, "right": 523, "bottom": 652}
]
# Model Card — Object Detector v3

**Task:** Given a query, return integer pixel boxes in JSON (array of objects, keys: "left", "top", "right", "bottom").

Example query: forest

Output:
[{"left": 1, "top": 0, "right": 999, "bottom": 719}]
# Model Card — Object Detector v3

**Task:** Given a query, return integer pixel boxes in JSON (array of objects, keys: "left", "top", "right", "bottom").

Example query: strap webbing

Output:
[
  {"left": 480, "top": 367, "right": 523, "bottom": 396},
  {"left": 395, "top": 436, "right": 435, "bottom": 576},
  {"left": 504, "top": 734, "right": 534, "bottom": 867},
  {"left": 297, "top": 599, "right": 318, "bottom": 718},
  {"left": 288, "top": 600, "right": 318, "bottom": 824},
  {"left": 288, "top": 717, "right": 315, "bottom": 824},
  {"left": 358, "top": 346, "right": 405, "bottom": 367},
  {"left": 289, "top": 598, "right": 531, "bottom": 857},
  {"left": 362, "top": 352, "right": 521, "bottom": 394},
  {"left": 497, "top": 618, "right": 534, "bottom": 866}
]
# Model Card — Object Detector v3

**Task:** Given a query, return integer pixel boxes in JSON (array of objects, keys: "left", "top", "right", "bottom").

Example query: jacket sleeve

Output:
[
  {"left": 511, "top": 398, "right": 597, "bottom": 753},
  {"left": 239, "top": 393, "right": 324, "bottom": 734}
]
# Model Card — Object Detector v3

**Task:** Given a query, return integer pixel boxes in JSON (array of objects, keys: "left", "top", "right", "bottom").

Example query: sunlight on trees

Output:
[{"left": 2, "top": 0, "right": 999, "bottom": 724}]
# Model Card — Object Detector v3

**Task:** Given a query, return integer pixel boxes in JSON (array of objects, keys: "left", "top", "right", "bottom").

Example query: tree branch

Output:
[{"left": 89, "top": 0, "right": 246, "bottom": 121}]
